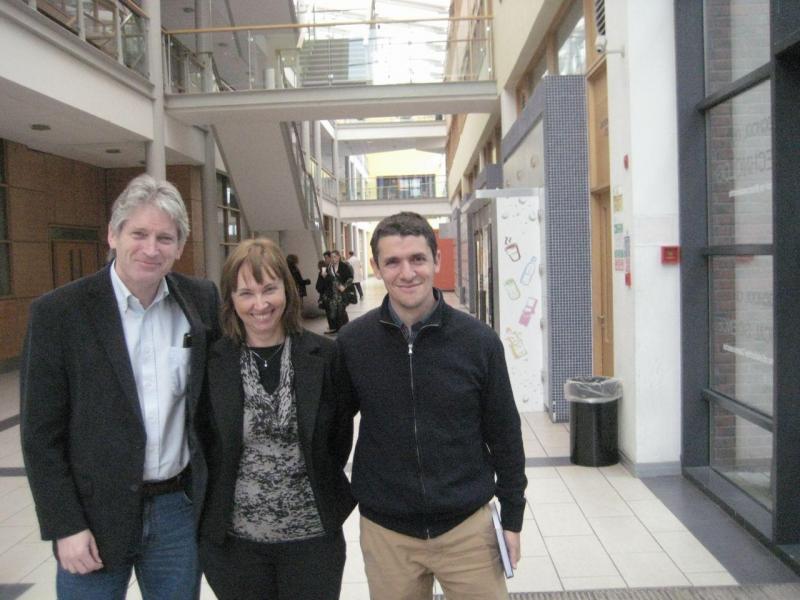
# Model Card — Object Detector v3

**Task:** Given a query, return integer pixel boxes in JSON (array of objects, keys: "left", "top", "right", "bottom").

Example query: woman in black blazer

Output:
[{"left": 198, "top": 238, "right": 355, "bottom": 600}]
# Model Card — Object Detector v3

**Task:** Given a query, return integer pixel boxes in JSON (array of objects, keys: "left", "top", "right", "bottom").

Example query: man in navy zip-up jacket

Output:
[{"left": 337, "top": 212, "right": 527, "bottom": 600}]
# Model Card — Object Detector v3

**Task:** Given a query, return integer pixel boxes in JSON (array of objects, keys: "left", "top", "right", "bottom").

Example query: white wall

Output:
[
  {"left": 607, "top": 0, "right": 682, "bottom": 471},
  {"left": 0, "top": 5, "right": 153, "bottom": 138},
  {"left": 0, "top": 3, "right": 218, "bottom": 171}
]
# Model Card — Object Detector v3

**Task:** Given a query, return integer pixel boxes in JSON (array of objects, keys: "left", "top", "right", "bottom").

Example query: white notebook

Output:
[{"left": 490, "top": 501, "right": 514, "bottom": 578}]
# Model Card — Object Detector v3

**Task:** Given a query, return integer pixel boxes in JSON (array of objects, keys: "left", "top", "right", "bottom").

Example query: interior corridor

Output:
[{"left": 0, "top": 278, "right": 797, "bottom": 599}]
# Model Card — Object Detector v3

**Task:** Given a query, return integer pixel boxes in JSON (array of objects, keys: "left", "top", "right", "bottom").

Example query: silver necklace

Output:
[{"left": 249, "top": 341, "right": 284, "bottom": 369}]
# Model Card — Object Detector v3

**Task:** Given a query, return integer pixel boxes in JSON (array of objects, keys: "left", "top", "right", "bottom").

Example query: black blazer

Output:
[
  {"left": 20, "top": 265, "right": 220, "bottom": 567},
  {"left": 198, "top": 330, "right": 355, "bottom": 544}
]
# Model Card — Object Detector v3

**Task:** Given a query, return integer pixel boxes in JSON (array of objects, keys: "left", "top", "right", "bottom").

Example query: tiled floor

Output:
[{"left": 0, "top": 278, "right": 796, "bottom": 599}]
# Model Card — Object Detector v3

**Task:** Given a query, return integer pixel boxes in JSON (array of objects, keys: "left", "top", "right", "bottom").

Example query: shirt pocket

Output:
[{"left": 168, "top": 346, "right": 192, "bottom": 396}]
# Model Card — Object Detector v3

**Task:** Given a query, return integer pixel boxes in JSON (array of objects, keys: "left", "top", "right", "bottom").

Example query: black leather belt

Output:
[{"left": 141, "top": 467, "right": 189, "bottom": 497}]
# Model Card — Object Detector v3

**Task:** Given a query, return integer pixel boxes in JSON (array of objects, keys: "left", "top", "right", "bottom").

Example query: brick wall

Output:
[{"left": 0, "top": 140, "right": 206, "bottom": 363}]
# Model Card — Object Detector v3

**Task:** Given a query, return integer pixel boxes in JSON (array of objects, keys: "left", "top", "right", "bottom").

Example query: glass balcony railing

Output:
[
  {"left": 163, "top": 16, "right": 493, "bottom": 94},
  {"left": 33, "top": 0, "right": 148, "bottom": 77},
  {"left": 345, "top": 175, "right": 447, "bottom": 202}
]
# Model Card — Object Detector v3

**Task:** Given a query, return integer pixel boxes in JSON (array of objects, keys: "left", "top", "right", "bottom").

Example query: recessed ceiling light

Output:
[
  {"left": 105, "top": 148, "right": 121, "bottom": 154},
  {"left": 30, "top": 123, "right": 51, "bottom": 131}
]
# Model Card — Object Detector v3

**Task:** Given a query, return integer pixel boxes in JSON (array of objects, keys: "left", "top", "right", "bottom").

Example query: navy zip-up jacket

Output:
[{"left": 336, "top": 291, "right": 527, "bottom": 538}]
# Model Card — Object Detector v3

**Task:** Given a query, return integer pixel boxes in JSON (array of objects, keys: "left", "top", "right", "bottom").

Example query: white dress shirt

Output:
[
  {"left": 110, "top": 265, "right": 191, "bottom": 482},
  {"left": 347, "top": 256, "right": 363, "bottom": 282}
]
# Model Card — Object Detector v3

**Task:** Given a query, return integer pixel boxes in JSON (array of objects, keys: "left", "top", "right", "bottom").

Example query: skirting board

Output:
[{"left": 619, "top": 449, "right": 681, "bottom": 477}]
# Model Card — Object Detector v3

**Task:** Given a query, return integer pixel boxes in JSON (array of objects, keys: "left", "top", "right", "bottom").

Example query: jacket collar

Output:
[
  {"left": 208, "top": 331, "right": 325, "bottom": 460},
  {"left": 84, "top": 265, "right": 141, "bottom": 427},
  {"left": 378, "top": 288, "right": 445, "bottom": 331}
]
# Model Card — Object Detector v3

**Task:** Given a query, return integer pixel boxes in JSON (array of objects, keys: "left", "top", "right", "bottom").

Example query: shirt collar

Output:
[
  {"left": 109, "top": 261, "right": 170, "bottom": 312},
  {"left": 388, "top": 289, "right": 442, "bottom": 339}
]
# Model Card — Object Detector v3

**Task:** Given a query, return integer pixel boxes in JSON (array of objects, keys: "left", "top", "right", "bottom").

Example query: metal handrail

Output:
[
  {"left": 345, "top": 175, "right": 447, "bottom": 202},
  {"left": 164, "top": 15, "right": 492, "bottom": 36},
  {"left": 165, "top": 14, "right": 494, "bottom": 92}
]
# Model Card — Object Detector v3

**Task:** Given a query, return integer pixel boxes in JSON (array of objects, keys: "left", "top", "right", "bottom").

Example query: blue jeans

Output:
[{"left": 56, "top": 491, "right": 200, "bottom": 600}]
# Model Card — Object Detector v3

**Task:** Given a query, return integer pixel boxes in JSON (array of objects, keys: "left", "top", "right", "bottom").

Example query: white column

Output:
[
  {"left": 202, "top": 130, "right": 221, "bottom": 285},
  {"left": 499, "top": 89, "right": 517, "bottom": 137},
  {"left": 143, "top": 0, "right": 166, "bottom": 179},
  {"left": 332, "top": 129, "right": 341, "bottom": 201},
  {"left": 313, "top": 121, "right": 322, "bottom": 191},
  {"left": 195, "top": 0, "right": 214, "bottom": 93}
]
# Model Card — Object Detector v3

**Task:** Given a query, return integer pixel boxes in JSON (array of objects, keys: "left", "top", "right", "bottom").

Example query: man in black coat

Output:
[{"left": 20, "top": 174, "right": 219, "bottom": 600}]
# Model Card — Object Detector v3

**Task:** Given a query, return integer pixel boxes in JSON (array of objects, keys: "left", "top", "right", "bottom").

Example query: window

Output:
[
  {"left": 376, "top": 175, "right": 436, "bottom": 200},
  {"left": 706, "top": 82, "right": 772, "bottom": 246},
  {"left": 704, "top": 0, "right": 770, "bottom": 94},
  {"left": 217, "top": 175, "right": 241, "bottom": 258},
  {"left": 696, "top": 1, "right": 774, "bottom": 510},
  {"left": 557, "top": 0, "right": 586, "bottom": 75}
]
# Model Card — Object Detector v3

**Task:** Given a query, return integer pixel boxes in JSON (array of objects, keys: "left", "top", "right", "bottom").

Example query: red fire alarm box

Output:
[{"left": 661, "top": 246, "right": 680, "bottom": 264}]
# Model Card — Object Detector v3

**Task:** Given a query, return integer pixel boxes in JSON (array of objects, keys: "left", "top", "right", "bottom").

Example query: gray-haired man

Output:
[{"left": 21, "top": 173, "right": 220, "bottom": 599}]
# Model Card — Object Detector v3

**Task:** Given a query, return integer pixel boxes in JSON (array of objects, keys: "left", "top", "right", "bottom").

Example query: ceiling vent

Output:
[{"left": 594, "top": 0, "right": 606, "bottom": 36}]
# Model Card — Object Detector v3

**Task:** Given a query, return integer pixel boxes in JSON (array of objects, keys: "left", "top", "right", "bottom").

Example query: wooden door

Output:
[
  {"left": 52, "top": 241, "right": 100, "bottom": 288},
  {"left": 591, "top": 191, "right": 614, "bottom": 375}
]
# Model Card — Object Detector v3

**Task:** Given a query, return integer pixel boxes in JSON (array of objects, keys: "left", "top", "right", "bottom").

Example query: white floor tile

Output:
[
  {"left": 611, "top": 552, "right": 692, "bottom": 588},
  {"left": 340, "top": 581, "right": 372, "bottom": 599},
  {"left": 527, "top": 477, "right": 574, "bottom": 505},
  {"left": 0, "top": 486, "right": 34, "bottom": 523},
  {"left": 628, "top": 499, "right": 688, "bottom": 533},
  {"left": 3, "top": 505, "right": 40, "bottom": 527},
  {"left": 519, "top": 520, "right": 548, "bottom": 557},
  {"left": 0, "top": 450, "right": 24, "bottom": 468},
  {"left": 686, "top": 571, "right": 738, "bottom": 586},
  {"left": 545, "top": 535, "right": 620, "bottom": 579},
  {"left": 651, "top": 530, "right": 726, "bottom": 574},
  {"left": 588, "top": 516, "right": 662, "bottom": 554},
  {"left": 16, "top": 558, "right": 57, "bottom": 600},
  {"left": 605, "top": 476, "right": 658, "bottom": 503},
  {"left": 522, "top": 437, "right": 547, "bottom": 457},
  {"left": 561, "top": 575, "right": 627, "bottom": 590},
  {"left": 342, "top": 546, "right": 367, "bottom": 583},
  {"left": 0, "top": 476, "right": 28, "bottom": 498},
  {"left": 506, "top": 555, "right": 562, "bottom": 593},
  {"left": 0, "top": 542, "right": 53, "bottom": 582},
  {"left": 531, "top": 503, "right": 592, "bottom": 537},
  {"left": 525, "top": 466, "right": 561, "bottom": 480},
  {"left": 0, "top": 525, "right": 37, "bottom": 556},
  {"left": 573, "top": 491, "right": 633, "bottom": 518},
  {"left": 541, "top": 443, "right": 570, "bottom": 457},
  {"left": 342, "top": 507, "right": 360, "bottom": 542}
]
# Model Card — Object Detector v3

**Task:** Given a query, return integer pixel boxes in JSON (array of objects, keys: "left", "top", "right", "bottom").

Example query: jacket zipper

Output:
[
  {"left": 381, "top": 318, "right": 440, "bottom": 539},
  {"left": 408, "top": 322, "right": 440, "bottom": 539}
]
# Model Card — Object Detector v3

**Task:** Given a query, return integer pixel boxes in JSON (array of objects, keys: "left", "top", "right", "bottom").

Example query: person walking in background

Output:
[
  {"left": 346, "top": 250, "right": 364, "bottom": 301},
  {"left": 336, "top": 212, "right": 527, "bottom": 600},
  {"left": 20, "top": 173, "right": 220, "bottom": 600},
  {"left": 198, "top": 238, "right": 355, "bottom": 600},
  {"left": 286, "top": 253, "right": 311, "bottom": 299},
  {"left": 321, "top": 250, "right": 353, "bottom": 334}
]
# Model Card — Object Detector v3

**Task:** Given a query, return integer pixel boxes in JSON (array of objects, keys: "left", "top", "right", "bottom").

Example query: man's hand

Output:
[
  {"left": 503, "top": 530, "right": 521, "bottom": 569},
  {"left": 57, "top": 529, "right": 103, "bottom": 574}
]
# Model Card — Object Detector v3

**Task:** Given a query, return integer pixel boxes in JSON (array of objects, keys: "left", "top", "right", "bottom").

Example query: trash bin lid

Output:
[{"left": 564, "top": 376, "right": 622, "bottom": 403}]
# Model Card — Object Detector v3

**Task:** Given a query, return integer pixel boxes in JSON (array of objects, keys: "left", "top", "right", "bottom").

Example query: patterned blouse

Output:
[{"left": 230, "top": 336, "right": 325, "bottom": 543}]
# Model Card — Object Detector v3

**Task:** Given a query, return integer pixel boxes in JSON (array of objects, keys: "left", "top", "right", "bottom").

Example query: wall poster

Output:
[{"left": 495, "top": 193, "right": 544, "bottom": 412}]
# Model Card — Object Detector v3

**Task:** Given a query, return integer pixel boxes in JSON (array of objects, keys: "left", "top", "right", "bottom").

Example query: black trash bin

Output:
[{"left": 564, "top": 376, "right": 622, "bottom": 467}]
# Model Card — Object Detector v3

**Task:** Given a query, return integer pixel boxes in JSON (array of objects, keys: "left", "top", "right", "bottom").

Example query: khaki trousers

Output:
[{"left": 360, "top": 504, "right": 508, "bottom": 600}]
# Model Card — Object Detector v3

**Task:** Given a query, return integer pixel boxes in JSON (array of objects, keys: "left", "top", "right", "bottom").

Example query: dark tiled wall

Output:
[{"left": 542, "top": 75, "right": 593, "bottom": 422}]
